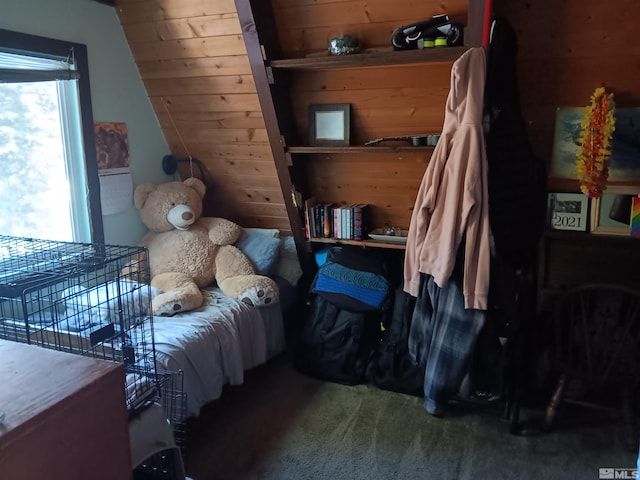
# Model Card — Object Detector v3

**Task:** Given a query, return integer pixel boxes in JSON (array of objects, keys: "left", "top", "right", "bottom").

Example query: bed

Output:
[
  {"left": 131, "top": 230, "right": 299, "bottom": 475},
  {"left": 0, "top": 231, "right": 301, "bottom": 475},
  {"left": 0, "top": 230, "right": 300, "bottom": 417},
  {"left": 151, "top": 284, "right": 288, "bottom": 417},
  {"left": 148, "top": 229, "right": 300, "bottom": 418}
]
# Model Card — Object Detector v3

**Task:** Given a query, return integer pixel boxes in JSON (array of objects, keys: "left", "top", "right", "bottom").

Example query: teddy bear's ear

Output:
[
  {"left": 183, "top": 177, "right": 206, "bottom": 199},
  {"left": 134, "top": 184, "right": 157, "bottom": 209}
]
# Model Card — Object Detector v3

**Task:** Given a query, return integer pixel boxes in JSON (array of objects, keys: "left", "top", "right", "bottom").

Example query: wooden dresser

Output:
[
  {"left": 0, "top": 340, "right": 131, "bottom": 480},
  {"left": 537, "top": 231, "right": 640, "bottom": 312}
]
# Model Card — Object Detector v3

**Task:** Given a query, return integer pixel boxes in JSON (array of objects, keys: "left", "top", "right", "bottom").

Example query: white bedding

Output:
[{"left": 151, "top": 287, "right": 286, "bottom": 417}]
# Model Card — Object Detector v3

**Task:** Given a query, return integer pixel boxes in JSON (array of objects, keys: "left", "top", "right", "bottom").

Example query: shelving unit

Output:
[
  {"left": 269, "top": 46, "right": 470, "bottom": 70},
  {"left": 235, "top": 0, "right": 486, "bottom": 259},
  {"left": 310, "top": 237, "right": 407, "bottom": 251}
]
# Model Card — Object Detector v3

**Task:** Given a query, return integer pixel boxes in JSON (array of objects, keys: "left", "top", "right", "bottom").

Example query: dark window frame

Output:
[{"left": 0, "top": 28, "right": 104, "bottom": 245}]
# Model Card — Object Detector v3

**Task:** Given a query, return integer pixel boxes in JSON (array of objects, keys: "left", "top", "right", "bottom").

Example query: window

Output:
[{"left": 0, "top": 29, "right": 103, "bottom": 244}]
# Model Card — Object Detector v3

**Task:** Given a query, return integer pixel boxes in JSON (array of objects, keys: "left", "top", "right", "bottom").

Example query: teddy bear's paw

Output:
[
  {"left": 160, "top": 303, "right": 184, "bottom": 316},
  {"left": 240, "top": 286, "right": 275, "bottom": 307},
  {"left": 153, "top": 299, "right": 184, "bottom": 317}
]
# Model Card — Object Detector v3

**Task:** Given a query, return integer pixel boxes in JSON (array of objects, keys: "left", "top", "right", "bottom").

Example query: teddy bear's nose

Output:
[{"left": 167, "top": 204, "right": 197, "bottom": 229}]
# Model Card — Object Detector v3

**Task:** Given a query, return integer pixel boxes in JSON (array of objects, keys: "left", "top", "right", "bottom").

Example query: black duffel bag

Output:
[
  {"left": 295, "top": 295, "right": 382, "bottom": 385},
  {"left": 294, "top": 246, "right": 390, "bottom": 385}
]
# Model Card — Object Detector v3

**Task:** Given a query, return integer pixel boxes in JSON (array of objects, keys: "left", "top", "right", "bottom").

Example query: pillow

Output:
[
  {"left": 235, "top": 228, "right": 281, "bottom": 276},
  {"left": 244, "top": 227, "right": 280, "bottom": 238}
]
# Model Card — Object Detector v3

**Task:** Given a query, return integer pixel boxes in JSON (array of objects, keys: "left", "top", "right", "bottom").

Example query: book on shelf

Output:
[
  {"left": 304, "top": 197, "right": 318, "bottom": 239},
  {"left": 305, "top": 202, "right": 370, "bottom": 242},
  {"left": 314, "top": 204, "right": 323, "bottom": 239},
  {"left": 334, "top": 206, "right": 342, "bottom": 240},
  {"left": 344, "top": 206, "right": 353, "bottom": 239},
  {"left": 322, "top": 203, "right": 334, "bottom": 238},
  {"left": 352, "top": 203, "right": 370, "bottom": 241}
]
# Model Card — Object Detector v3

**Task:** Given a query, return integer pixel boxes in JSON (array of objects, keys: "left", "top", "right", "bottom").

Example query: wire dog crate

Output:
[{"left": 0, "top": 235, "right": 157, "bottom": 414}]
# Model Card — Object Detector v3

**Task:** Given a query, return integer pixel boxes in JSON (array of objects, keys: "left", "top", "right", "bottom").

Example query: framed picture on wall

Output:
[
  {"left": 590, "top": 185, "right": 640, "bottom": 235},
  {"left": 547, "top": 193, "right": 589, "bottom": 232},
  {"left": 308, "top": 104, "right": 351, "bottom": 147},
  {"left": 550, "top": 107, "right": 640, "bottom": 190}
]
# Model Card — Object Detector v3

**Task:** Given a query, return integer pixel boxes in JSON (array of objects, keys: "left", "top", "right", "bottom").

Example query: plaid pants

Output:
[{"left": 409, "top": 273, "right": 486, "bottom": 415}]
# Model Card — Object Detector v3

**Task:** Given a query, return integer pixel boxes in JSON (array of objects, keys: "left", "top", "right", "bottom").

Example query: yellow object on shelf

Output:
[{"left": 435, "top": 37, "right": 448, "bottom": 47}]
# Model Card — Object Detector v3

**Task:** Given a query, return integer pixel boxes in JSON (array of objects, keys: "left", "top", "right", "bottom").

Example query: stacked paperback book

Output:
[{"left": 304, "top": 198, "right": 370, "bottom": 241}]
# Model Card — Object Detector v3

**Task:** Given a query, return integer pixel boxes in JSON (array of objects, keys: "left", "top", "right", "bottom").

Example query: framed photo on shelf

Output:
[
  {"left": 547, "top": 192, "right": 589, "bottom": 232},
  {"left": 590, "top": 185, "right": 640, "bottom": 236},
  {"left": 309, "top": 103, "right": 350, "bottom": 147}
]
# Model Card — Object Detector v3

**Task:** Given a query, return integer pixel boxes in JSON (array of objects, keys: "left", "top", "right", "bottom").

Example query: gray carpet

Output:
[{"left": 184, "top": 355, "right": 637, "bottom": 480}]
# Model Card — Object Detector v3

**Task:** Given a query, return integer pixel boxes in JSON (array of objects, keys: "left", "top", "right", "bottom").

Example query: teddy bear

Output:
[{"left": 132, "top": 177, "right": 279, "bottom": 316}]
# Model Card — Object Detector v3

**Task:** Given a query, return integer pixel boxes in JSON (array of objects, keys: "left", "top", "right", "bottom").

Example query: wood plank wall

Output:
[
  {"left": 114, "top": 0, "right": 469, "bottom": 235},
  {"left": 271, "top": 0, "right": 467, "bottom": 58},
  {"left": 115, "top": 0, "right": 640, "bottom": 234},
  {"left": 115, "top": 0, "right": 292, "bottom": 233},
  {"left": 493, "top": 0, "right": 640, "bottom": 192}
]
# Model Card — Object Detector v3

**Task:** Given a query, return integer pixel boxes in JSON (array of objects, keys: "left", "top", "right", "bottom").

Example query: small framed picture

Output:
[
  {"left": 548, "top": 192, "right": 589, "bottom": 231},
  {"left": 590, "top": 185, "right": 640, "bottom": 236},
  {"left": 309, "top": 104, "right": 350, "bottom": 147}
]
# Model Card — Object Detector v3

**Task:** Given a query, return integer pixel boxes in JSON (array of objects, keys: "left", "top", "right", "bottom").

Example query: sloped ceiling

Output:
[{"left": 114, "top": 0, "right": 291, "bottom": 233}]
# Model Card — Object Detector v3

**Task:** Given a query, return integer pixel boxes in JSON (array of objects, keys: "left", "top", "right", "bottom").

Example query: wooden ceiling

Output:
[{"left": 114, "top": 0, "right": 291, "bottom": 233}]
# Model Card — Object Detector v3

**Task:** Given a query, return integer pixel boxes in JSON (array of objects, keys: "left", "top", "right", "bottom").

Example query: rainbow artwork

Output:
[{"left": 631, "top": 197, "right": 640, "bottom": 238}]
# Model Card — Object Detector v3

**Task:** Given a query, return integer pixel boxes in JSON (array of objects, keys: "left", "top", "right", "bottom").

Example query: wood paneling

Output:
[
  {"left": 156, "top": 110, "right": 265, "bottom": 130},
  {"left": 149, "top": 93, "right": 261, "bottom": 113},
  {"left": 121, "top": 14, "right": 241, "bottom": 43},
  {"left": 301, "top": 151, "right": 430, "bottom": 229},
  {"left": 116, "top": 0, "right": 640, "bottom": 240},
  {"left": 116, "top": 0, "right": 470, "bottom": 238},
  {"left": 271, "top": 0, "right": 467, "bottom": 56},
  {"left": 144, "top": 75, "right": 256, "bottom": 96},
  {"left": 166, "top": 141, "right": 275, "bottom": 161},
  {"left": 128, "top": 35, "right": 247, "bottom": 62},
  {"left": 116, "top": 0, "right": 291, "bottom": 233},
  {"left": 116, "top": 0, "right": 237, "bottom": 24},
  {"left": 135, "top": 56, "right": 252, "bottom": 79},
  {"left": 289, "top": 63, "right": 452, "bottom": 144},
  {"left": 265, "top": 0, "right": 466, "bottom": 232},
  {"left": 493, "top": 0, "right": 640, "bottom": 189}
]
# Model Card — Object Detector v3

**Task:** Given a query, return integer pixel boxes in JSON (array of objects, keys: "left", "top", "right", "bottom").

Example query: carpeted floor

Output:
[{"left": 183, "top": 355, "right": 637, "bottom": 480}]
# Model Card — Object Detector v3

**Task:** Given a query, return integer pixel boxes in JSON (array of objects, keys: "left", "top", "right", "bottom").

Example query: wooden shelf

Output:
[
  {"left": 236, "top": 0, "right": 486, "bottom": 266},
  {"left": 310, "top": 237, "right": 406, "bottom": 250},
  {"left": 287, "top": 145, "right": 435, "bottom": 154},
  {"left": 269, "top": 46, "right": 470, "bottom": 70}
]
